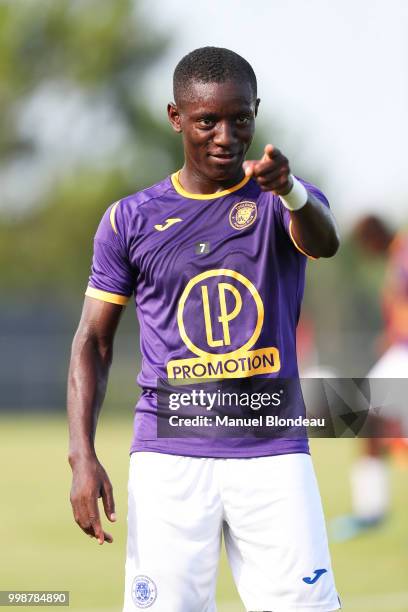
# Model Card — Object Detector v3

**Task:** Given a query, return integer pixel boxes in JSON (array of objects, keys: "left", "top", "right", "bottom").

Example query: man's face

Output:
[{"left": 168, "top": 79, "right": 259, "bottom": 183}]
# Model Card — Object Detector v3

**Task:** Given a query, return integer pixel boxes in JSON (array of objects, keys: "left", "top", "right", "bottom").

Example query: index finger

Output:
[{"left": 262, "top": 144, "right": 277, "bottom": 161}]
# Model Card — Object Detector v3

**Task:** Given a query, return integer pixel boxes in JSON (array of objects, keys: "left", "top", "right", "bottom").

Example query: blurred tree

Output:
[{"left": 0, "top": 0, "right": 184, "bottom": 293}]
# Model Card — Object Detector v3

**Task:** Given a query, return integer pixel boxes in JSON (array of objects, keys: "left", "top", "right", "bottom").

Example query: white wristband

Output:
[{"left": 279, "top": 175, "right": 308, "bottom": 211}]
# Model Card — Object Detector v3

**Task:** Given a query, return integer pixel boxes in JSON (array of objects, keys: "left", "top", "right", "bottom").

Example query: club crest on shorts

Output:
[
  {"left": 131, "top": 575, "right": 157, "bottom": 608},
  {"left": 229, "top": 200, "right": 257, "bottom": 230}
]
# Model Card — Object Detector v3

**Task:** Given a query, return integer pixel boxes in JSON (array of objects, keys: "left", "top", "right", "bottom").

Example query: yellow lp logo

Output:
[
  {"left": 201, "top": 282, "right": 242, "bottom": 347},
  {"left": 177, "top": 269, "right": 264, "bottom": 357},
  {"left": 167, "top": 269, "right": 280, "bottom": 379}
]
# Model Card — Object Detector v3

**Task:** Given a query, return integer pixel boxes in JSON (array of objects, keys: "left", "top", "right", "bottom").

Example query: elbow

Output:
[
  {"left": 321, "top": 231, "right": 340, "bottom": 258},
  {"left": 305, "top": 230, "right": 340, "bottom": 259},
  {"left": 315, "top": 207, "right": 341, "bottom": 258},
  {"left": 315, "top": 221, "right": 340, "bottom": 258},
  {"left": 71, "top": 327, "right": 114, "bottom": 369}
]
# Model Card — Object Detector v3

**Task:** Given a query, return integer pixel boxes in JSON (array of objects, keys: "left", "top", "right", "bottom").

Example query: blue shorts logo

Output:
[
  {"left": 302, "top": 568, "right": 327, "bottom": 584},
  {"left": 131, "top": 575, "right": 157, "bottom": 608}
]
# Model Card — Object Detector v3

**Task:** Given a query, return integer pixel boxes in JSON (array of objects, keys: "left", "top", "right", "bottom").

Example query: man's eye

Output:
[
  {"left": 198, "top": 119, "right": 215, "bottom": 128},
  {"left": 236, "top": 116, "right": 250, "bottom": 125}
]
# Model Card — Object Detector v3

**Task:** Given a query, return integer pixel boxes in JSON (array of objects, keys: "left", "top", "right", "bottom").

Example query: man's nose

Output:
[{"left": 213, "top": 121, "right": 237, "bottom": 147}]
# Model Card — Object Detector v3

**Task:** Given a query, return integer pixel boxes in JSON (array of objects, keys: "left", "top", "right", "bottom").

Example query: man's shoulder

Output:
[
  {"left": 120, "top": 175, "right": 174, "bottom": 211},
  {"left": 109, "top": 175, "right": 176, "bottom": 234},
  {"left": 97, "top": 176, "right": 174, "bottom": 244}
]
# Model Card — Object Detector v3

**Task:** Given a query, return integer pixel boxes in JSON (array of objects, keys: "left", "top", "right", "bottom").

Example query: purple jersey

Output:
[{"left": 86, "top": 171, "right": 330, "bottom": 457}]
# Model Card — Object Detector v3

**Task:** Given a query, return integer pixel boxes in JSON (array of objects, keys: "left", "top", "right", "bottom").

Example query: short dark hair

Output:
[
  {"left": 173, "top": 46, "right": 257, "bottom": 103},
  {"left": 353, "top": 215, "right": 394, "bottom": 253}
]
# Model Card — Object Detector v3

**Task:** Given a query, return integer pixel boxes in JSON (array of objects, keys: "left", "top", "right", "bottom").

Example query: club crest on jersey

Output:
[
  {"left": 131, "top": 575, "right": 157, "bottom": 608},
  {"left": 229, "top": 200, "right": 257, "bottom": 230}
]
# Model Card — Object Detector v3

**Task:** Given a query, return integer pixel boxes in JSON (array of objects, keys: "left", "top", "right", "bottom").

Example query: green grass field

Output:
[{"left": 1, "top": 414, "right": 407, "bottom": 611}]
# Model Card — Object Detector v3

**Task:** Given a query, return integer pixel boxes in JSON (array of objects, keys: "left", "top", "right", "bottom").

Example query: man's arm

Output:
[
  {"left": 243, "top": 144, "right": 340, "bottom": 258},
  {"left": 67, "top": 296, "right": 125, "bottom": 544}
]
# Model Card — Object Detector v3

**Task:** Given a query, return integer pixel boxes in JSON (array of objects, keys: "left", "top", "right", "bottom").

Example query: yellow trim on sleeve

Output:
[
  {"left": 171, "top": 170, "right": 250, "bottom": 200},
  {"left": 85, "top": 286, "right": 130, "bottom": 305},
  {"left": 289, "top": 220, "right": 318, "bottom": 260},
  {"left": 109, "top": 201, "right": 120, "bottom": 234}
]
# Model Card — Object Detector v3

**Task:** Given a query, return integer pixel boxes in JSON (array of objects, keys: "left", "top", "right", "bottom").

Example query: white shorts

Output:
[
  {"left": 367, "top": 343, "right": 408, "bottom": 430},
  {"left": 368, "top": 343, "right": 408, "bottom": 378},
  {"left": 123, "top": 452, "right": 340, "bottom": 612}
]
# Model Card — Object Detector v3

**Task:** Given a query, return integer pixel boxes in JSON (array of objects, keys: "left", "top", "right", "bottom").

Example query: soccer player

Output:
[
  {"left": 68, "top": 47, "right": 341, "bottom": 611},
  {"left": 331, "top": 215, "right": 408, "bottom": 541}
]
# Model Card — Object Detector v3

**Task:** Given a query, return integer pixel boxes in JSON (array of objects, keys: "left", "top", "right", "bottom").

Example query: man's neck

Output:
[{"left": 178, "top": 165, "right": 245, "bottom": 195}]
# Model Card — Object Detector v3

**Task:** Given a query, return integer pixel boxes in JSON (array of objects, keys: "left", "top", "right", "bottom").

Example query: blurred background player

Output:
[{"left": 331, "top": 215, "right": 408, "bottom": 541}]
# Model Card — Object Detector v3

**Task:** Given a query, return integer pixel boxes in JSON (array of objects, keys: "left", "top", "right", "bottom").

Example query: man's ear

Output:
[
  {"left": 167, "top": 102, "right": 182, "bottom": 133},
  {"left": 255, "top": 98, "right": 261, "bottom": 117}
]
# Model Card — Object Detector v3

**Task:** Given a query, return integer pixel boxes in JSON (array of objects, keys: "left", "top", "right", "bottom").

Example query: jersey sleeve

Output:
[
  {"left": 85, "top": 201, "right": 135, "bottom": 305},
  {"left": 275, "top": 178, "right": 330, "bottom": 260}
]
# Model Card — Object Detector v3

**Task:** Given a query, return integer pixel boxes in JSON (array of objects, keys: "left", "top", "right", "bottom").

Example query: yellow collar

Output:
[{"left": 171, "top": 170, "right": 250, "bottom": 200}]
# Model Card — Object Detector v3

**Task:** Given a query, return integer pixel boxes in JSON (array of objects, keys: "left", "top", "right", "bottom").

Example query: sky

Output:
[{"left": 140, "top": 0, "right": 408, "bottom": 227}]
